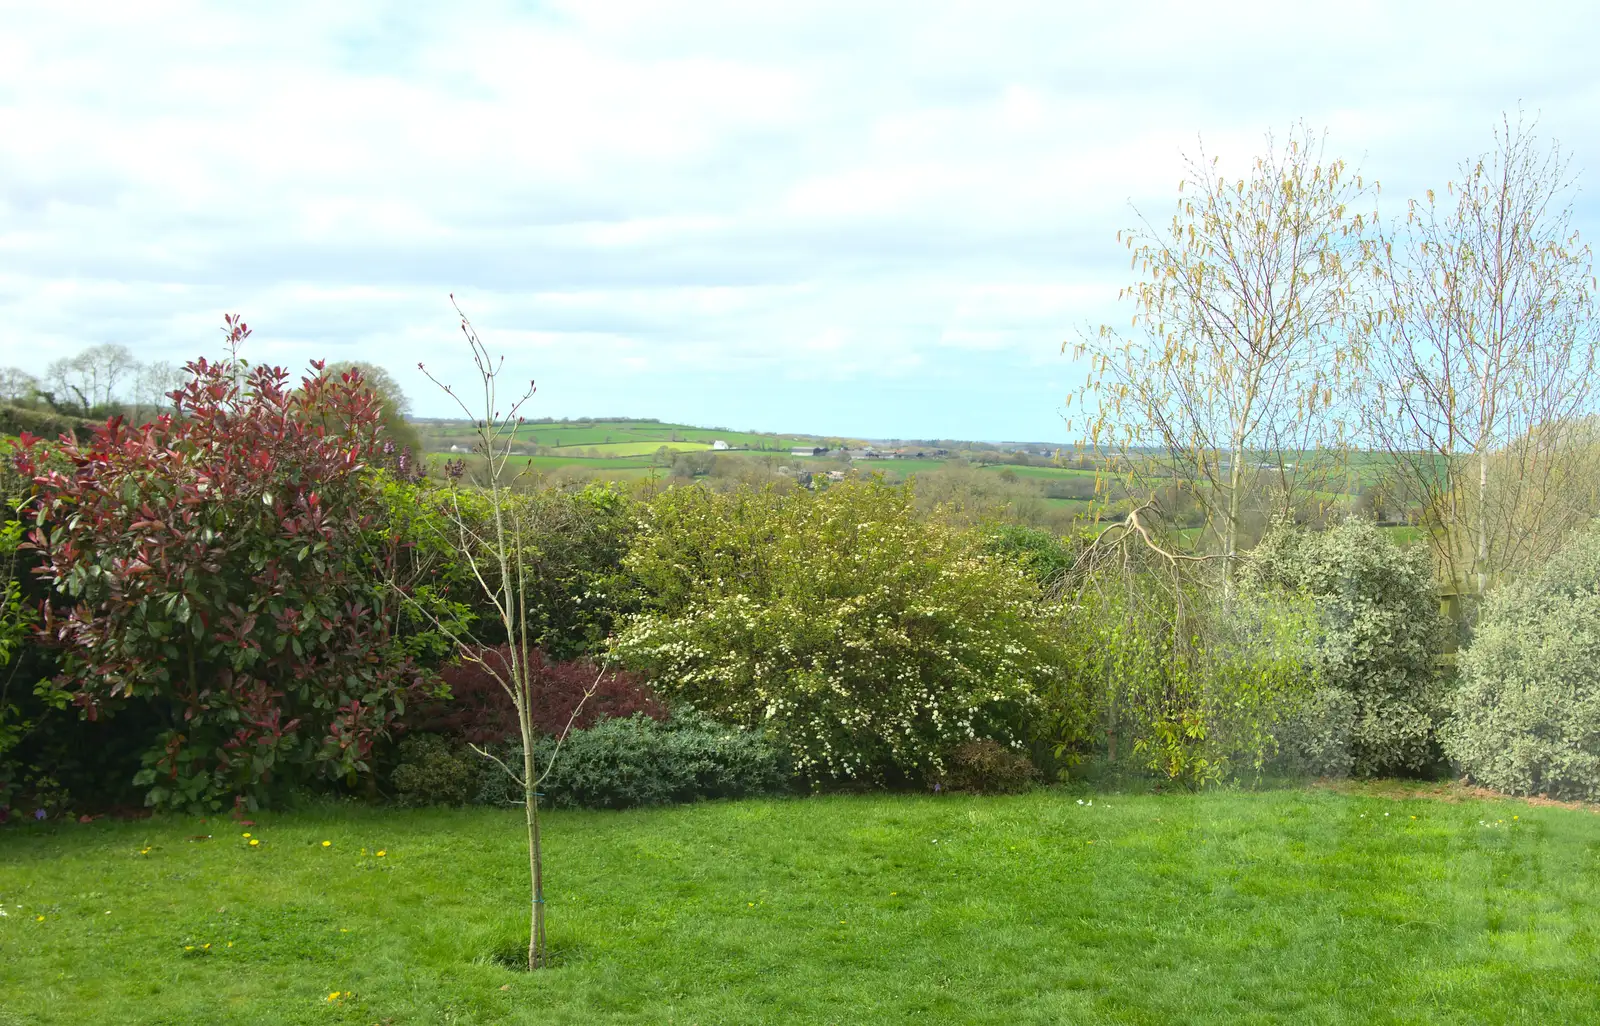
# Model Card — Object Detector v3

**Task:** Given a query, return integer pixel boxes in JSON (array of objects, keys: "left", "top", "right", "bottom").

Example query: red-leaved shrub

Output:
[
  {"left": 409, "top": 646, "right": 664, "bottom": 744},
  {"left": 18, "top": 315, "right": 429, "bottom": 811}
]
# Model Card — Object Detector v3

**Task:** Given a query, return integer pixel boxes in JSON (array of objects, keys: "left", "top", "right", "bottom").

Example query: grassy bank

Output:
[{"left": 3, "top": 787, "right": 1597, "bottom": 1024}]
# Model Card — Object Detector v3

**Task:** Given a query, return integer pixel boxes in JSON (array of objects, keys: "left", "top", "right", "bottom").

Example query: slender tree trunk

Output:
[
  {"left": 1475, "top": 443, "right": 1489, "bottom": 598},
  {"left": 1225, "top": 440, "right": 1243, "bottom": 601},
  {"left": 523, "top": 729, "right": 545, "bottom": 970}
]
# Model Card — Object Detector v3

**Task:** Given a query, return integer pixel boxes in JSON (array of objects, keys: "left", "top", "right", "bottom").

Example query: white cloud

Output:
[{"left": 1, "top": 0, "right": 1597, "bottom": 439}]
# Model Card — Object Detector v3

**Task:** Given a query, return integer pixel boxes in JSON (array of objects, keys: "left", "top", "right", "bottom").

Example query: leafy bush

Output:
[
  {"left": 436, "top": 485, "right": 636, "bottom": 659},
  {"left": 17, "top": 321, "right": 445, "bottom": 811},
  {"left": 390, "top": 733, "right": 479, "bottom": 807},
  {"left": 980, "top": 522, "right": 1078, "bottom": 589},
  {"left": 613, "top": 479, "right": 1061, "bottom": 785},
  {"left": 1245, "top": 518, "right": 1445, "bottom": 777},
  {"left": 933, "top": 739, "right": 1040, "bottom": 794},
  {"left": 396, "top": 706, "right": 789, "bottom": 810},
  {"left": 405, "top": 646, "right": 663, "bottom": 744},
  {"left": 1051, "top": 568, "right": 1320, "bottom": 787},
  {"left": 0, "top": 404, "right": 95, "bottom": 444},
  {"left": 1444, "top": 522, "right": 1600, "bottom": 799},
  {"left": 0, "top": 450, "right": 32, "bottom": 814},
  {"left": 1272, "top": 688, "right": 1358, "bottom": 779},
  {"left": 529, "top": 707, "right": 789, "bottom": 809}
]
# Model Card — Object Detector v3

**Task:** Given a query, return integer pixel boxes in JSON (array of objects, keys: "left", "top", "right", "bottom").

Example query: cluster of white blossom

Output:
[{"left": 612, "top": 480, "right": 1060, "bottom": 782}]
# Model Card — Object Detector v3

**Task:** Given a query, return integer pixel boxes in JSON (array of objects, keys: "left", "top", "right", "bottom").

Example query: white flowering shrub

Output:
[
  {"left": 1445, "top": 522, "right": 1600, "bottom": 799},
  {"left": 612, "top": 479, "right": 1061, "bottom": 784}
]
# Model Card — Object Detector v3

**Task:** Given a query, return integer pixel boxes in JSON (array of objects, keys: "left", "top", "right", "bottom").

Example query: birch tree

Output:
[
  {"left": 1359, "top": 112, "right": 1599, "bottom": 601},
  {"left": 1069, "top": 124, "right": 1373, "bottom": 579}
]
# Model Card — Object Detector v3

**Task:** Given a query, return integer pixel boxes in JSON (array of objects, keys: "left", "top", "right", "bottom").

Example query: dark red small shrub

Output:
[{"left": 409, "top": 645, "right": 664, "bottom": 744}]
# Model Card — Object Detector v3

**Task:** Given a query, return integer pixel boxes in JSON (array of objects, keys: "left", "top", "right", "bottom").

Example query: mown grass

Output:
[{"left": 4, "top": 787, "right": 1599, "bottom": 1025}]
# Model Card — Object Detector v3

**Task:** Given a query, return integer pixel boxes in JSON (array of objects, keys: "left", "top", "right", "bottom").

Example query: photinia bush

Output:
[{"left": 17, "top": 315, "right": 435, "bottom": 811}]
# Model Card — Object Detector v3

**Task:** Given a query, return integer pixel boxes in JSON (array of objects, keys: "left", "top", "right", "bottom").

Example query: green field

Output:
[
  {"left": 547, "top": 441, "right": 712, "bottom": 458},
  {"left": 4, "top": 786, "right": 1597, "bottom": 1025},
  {"left": 416, "top": 421, "right": 824, "bottom": 454},
  {"left": 424, "top": 452, "right": 661, "bottom": 482}
]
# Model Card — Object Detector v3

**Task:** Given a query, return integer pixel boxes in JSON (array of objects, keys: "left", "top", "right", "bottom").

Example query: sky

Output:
[{"left": 2, "top": 2, "right": 1598, "bottom": 442}]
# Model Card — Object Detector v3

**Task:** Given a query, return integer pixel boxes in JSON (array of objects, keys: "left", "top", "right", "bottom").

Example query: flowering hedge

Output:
[{"left": 612, "top": 478, "right": 1062, "bottom": 784}]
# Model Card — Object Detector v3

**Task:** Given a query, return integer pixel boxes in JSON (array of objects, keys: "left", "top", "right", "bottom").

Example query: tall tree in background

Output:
[
  {"left": 131, "top": 361, "right": 186, "bottom": 422},
  {"left": 1070, "top": 125, "right": 1374, "bottom": 581},
  {"left": 1359, "top": 112, "right": 1599, "bottom": 601},
  {"left": 327, "top": 361, "right": 424, "bottom": 456},
  {"left": 0, "top": 367, "right": 39, "bottom": 404},
  {"left": 45, "top": 343, "right": 137, "bottom": 414}
]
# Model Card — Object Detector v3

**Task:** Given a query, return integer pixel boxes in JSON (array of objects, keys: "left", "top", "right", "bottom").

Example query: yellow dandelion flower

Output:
[
  {"left": 241, "top": 832, "right": 250, "bottom": 838},
  {"left": 227, "top": 942, "right": 233, "bottom": 948},
  {"left": 185, "top": 945, "right": 194, "bottom": 951},
  {"left": 375, "top": 850, "right": 386, "bottom": 857},
  {"left": 36, "top": 915, "right": 45, "bottom": 922},
  {"left": 327, "top": 991, "right": 340, "bottom": 1002},
  {"left": 249, "top": 839, "right": 260, "bottom": 847},
  {"left": 322, "top": 840, "right": 331, "bottom": 847}
]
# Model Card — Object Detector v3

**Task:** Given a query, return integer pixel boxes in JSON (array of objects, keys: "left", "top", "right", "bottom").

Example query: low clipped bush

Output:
[
  {"left": 391, "top": 706, "right": 789, "bottom": 810},
  {"left": 528, "top": 707, "right": 789, "bottom": 809},
  {"left": 1445, "top": 523, "right": 1600, "bottom": 799},
  {"left": 390, "top": 733, "right": 479, "bottom": 807},
  {"left": 933, "top": 739, "right": 1040, "bottom": 794}
]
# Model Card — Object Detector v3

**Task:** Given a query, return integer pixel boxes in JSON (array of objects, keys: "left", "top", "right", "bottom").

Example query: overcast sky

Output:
[{"left": 2, "top": 2, "right": 1597, "bottom": 441}]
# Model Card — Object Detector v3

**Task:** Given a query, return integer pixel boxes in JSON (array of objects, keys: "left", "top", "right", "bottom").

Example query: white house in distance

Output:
[{"left": 712, "top": 440, "right": 729, "bottom": 450}]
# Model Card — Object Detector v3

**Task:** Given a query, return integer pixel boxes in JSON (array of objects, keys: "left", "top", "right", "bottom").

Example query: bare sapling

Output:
[{"left": 409, "top": 296, "right": 608, "bottom": 971}]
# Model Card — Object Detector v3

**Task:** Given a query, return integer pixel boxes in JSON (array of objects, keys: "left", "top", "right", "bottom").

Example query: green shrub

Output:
[
  {"left": 1049, "top": 561, "right": 1319, "bottom": 787},
  {"left": 980, "top": 522, "right": 1078, "bottom": 589},
  {"left": 435, "top": 484, "right": 636, "bottom": 659},
  {"left": 934, "top": 739, "right": 1040, "bottom": 794},
  {"left": 466, "top": 707, "right": 789, "bottom": 810},
  {"left": 390, "top": 733, "right": 480, "bottom": 807},
  {"left": 1272, "top": 688, "right": 1358, "bottom": 779},
  {"left": 1444, "top": 522, "right": 1600, "bottom": 799},
  {"left": 0, "top": 404, "right": 95, "bottom": 443},
  {"left": 614, "top": 479, "right": 1061, "bottom": 786},
  {"left": 1245, "top": 518, "right": 1444, "bottom": 777}
]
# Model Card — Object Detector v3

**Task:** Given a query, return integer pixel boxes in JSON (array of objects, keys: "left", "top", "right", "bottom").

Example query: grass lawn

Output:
[{"left": 4, "top": 786, "right": 1599, "bottom": 1024}]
